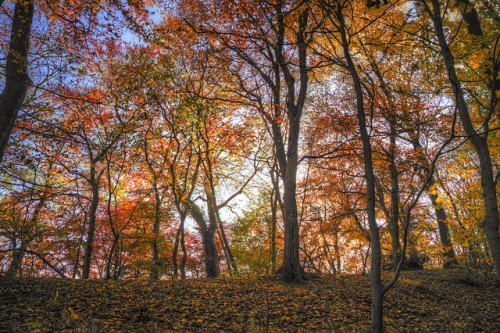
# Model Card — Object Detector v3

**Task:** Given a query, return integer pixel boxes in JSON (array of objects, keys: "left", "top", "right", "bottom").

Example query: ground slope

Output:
[{"left": 0, "top": 269, "right": 498, "bottom": 332}]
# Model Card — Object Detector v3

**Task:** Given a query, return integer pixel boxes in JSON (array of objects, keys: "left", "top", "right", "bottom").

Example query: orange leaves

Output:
[{"left": 2, "top": 270, "right": 500, "bottom": 331}]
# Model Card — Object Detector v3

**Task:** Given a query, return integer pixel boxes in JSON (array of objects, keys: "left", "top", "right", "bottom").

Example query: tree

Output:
[
  {"left": 178, "top": 0, "right": 320, "bottom": 282},
  {"left": 0, "top": 0, "right": 35, "bottom": 163},
  {"left": 420, "top": 0, "right": 500, "bottom": 281}
]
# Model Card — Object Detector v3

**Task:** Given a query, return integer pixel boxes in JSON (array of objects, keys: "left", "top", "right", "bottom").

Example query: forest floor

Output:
[{"left": 0, "top": 269, "right": 499, "bottom": 332}]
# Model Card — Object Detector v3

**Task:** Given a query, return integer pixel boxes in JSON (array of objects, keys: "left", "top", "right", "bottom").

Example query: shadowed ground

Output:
[{"left": 0, "top": 269, "right": 498, "bottom": 332}]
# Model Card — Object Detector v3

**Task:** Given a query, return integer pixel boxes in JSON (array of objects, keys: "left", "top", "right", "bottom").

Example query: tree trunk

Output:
[
  {"left": 273, "top": 5, "right": 309, "bottom": 283},
  {"left": 187, "top": 200, "right": 218, "bottom": 277},
  {"left": 0, "top": 0, "right": 34, "bottom": 163},
  {"left": 428, "top": 183, "right": 458, "bottom": 268},
  {"left": 151, "top": 180, "right": 161, "bottom": 280},
  {"left": 369, "top": 53, "right": 401, "bottom": 271},
  {"left": 371, "top": 289, "right": 384, "bottom": 333},
  {"left": 337, "top": 7, "right": 384, "bottom": 332},
  {"left": 205, "top": 187, "right": 220, "bottom": 277},
  {"left": 270, "top": 186, "right": 278, "bottom": 273},
  {"left": 8, "top": 242, "right": 25, "bottom": 277},
  {"left": 388, "top": 121, "right": 401, "bottom": 270},
  {"left": 7, "top": 196, "right": 46, "bottom": 276},
  {"left": 172, "top": 216, "right": 186, "bottom": 278},
  {"left": 73, "top": 213, "right": 87, "bottom": 278},
  {"left": 411, "top": 136, "right": 458, "bottom": 268},
  {"left": 172, "top": 223, "right": 181, "bottom": 276},
  {"left": 201, "top": 229, "right": 218, "bottom": 278},
  {"left": 215, "top": 206, "right": 238, "bottom": 275},
  {"left": 180, "top": 219, "right": 187, "bottom": 280},
  {"left": 104, "top": 238, "right": 114, "bottom": 279},
  {"left": 333, "top": 227, "right": 341, "bottom": 274},
  {"left": 82, "top": 165, "right": 100, "bottom": 279},
  {"left": 281, "top": 172, "right": 302, "bottom": 282},
  {"left": 427, "top": 0, "right": 500, "bottom": 281}
]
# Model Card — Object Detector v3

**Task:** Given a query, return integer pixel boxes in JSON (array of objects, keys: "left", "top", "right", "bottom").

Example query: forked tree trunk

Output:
[
  {"left": 272, "top": 4, "right": 310, "bottom": 284},
  {"left": 187, "top": 200, "right": 218, "bottom": 278},
  {"left": 172, "top": 215, "right": 188, "bottom": 279}
]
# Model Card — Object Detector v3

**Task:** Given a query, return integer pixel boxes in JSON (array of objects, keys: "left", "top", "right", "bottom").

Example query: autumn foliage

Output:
[{"left": 0, "top": 0, "right": 499, "bottom": 331}]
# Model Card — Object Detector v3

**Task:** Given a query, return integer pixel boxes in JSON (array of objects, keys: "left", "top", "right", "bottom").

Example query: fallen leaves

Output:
[{"left": 0, "top": 269, "right": 498, "bottom": 332}]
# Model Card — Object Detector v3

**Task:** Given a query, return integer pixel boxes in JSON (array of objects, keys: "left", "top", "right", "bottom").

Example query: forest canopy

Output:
[{"left": 0, "top": 0, "right": 499, "bottom": 331}]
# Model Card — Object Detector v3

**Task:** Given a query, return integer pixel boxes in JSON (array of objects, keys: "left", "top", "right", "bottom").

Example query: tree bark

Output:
[
  {"left": 151, "top": 178, "right": 161, "bottom": 280},
  {"left": 367, "top": 49, "right": 402, "bottom": 271},
  {"left": 388, "top": 120, "right": 402, "bottom": 270},
  {"left": 0, "top": 0, "right": 35, "bottom": 163},
  {"left": 215, "top": 205, "right": 238, "bottom": 275},
  {"left": 180, "top": 220, "right": 187, "bottom": 279},
  {"left": 187, "top": 200, "right": 218, "bottom": 277},
  {"left": 82, "top": 164, "right": 101, "bottom": 279},
  {"left": 273, "top": 3, "right": 309, "bottom": 284},
  {"left": 172, "top": 216, "right": 187, "bottom": 279},
  {"left": 411, "top": 136, "right": 457, "bottom": 268},
  {"left": 337, "top": 7, "right": 384, "bottom": 332},
  {"left": 7, "top": 196, "right": 46, "bottom": 276},
  {"left": 172, "top": 223, "right": 181, "bottom": 276},
  {"left": 270, "top": 185, "right": 278, "bottom": 274},
  {"left": 427, "top": 0, "right": 500, "bottom": 281}
]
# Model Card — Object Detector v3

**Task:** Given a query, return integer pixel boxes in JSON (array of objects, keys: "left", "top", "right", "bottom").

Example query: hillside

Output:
[{"left": 0, "top": 270, "right": 498, "bottom": 332}]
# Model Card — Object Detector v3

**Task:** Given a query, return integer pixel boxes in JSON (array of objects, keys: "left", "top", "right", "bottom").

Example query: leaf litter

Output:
[{"left": 0, "top": 269, "right": 498, "bottom": 332}]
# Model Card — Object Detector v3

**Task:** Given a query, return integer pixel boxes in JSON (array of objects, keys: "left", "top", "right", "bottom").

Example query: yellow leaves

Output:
[
  {"left": 68, "top": 307, "right": 79, "bottom": 320},
  {"left": 61, "top": 306, "right": 79, "bottom": 328},
  {"left": 428, "top": 184, "right": 438, "bottom": 196}
]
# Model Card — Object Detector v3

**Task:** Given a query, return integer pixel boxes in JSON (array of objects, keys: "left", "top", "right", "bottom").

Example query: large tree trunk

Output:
[
  {"left": 187, "top": 200, "right": 218, "bottom": 278},
  {"left": 201, "top": 229, "right": 218, "bottom": 278},
  {"left": 0, "top": 0, "right": 35, "bottom": 163},
  {"left": 281, "top": 165, "right": 302, "bottom": 282},
  {"left": 273, "top": 4, "right": 309, "bottom": 283},
  {"left": 204, "top": 185, "right": 220, "bottom": 277},
  {"left": 427, "top": 0, "right": 500, "bottom": 282},
  {"left": 82, "top": 165, "right": 100, "bottom": 279}
]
